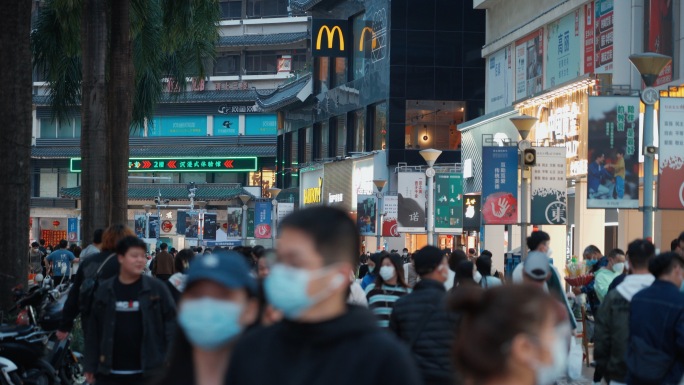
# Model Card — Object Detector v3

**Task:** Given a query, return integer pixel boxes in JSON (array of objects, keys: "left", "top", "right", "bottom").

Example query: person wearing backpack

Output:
[
  {"left": 56, "top": 224, "right": 136, "bottom": 341},
  {"left": 627, "top": 251, "right": 684, "bottom": 385}
]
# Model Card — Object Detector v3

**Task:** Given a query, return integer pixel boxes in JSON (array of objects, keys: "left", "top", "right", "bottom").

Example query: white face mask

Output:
[
  {"left": 379, "top": 266, "right": 396, "bottom": 281},
  {"left": 546, "top": 248, "right": 553, "bottom": 258},
  {"left": 473, "top": 271, "right": 482, "bottom": 284},
  {"left": 534, "top": 326, "right": 569, "bottom": 385},
  {"left": 612, "top": 262, "right": 625, "bottom": 274}
]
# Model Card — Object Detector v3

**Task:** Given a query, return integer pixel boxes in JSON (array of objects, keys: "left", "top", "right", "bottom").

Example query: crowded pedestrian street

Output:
[{"left": 2, "top": 0, "right": 684, "bottom": 384}]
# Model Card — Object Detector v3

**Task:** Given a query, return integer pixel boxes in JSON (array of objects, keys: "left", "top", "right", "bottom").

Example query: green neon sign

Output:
[{"left": 70, "top": 157, "right": 258, "bottom": 173}]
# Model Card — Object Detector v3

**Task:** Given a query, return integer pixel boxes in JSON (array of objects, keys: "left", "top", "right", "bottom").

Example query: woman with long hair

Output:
[
  {"left": 365, "top": 253, "right": 410, "bottom": 327},
  {"left": 451, "top": 285, "right": 569, "bottom": 385},
  {"left": 476, "top": 254, "right": 502, "bottom": 289}
]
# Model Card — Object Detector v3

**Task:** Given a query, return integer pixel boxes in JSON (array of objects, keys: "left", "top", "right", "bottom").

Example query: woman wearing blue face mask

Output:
[
  {"left": 155, "top": 252, "right": 258, "bottom": 385},
  {"left": 365, "top": 253, "right": 411, "bottom": 327}
]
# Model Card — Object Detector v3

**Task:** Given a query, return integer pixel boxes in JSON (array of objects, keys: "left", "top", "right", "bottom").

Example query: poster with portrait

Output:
[
  {"left": 357, "top": 195, "right": 377, "bottom": 236},
  {"left": 645, "top": 0, "right": 674, "bottom": 85},
  {"left": 546, "top": 11, "right": 581, "bottom": 88},
  {"left": 177, "top": 211, "right": 200, "bottom": 239},
  {"left": 531, "top": 147, "right": 567, "bottom": 225},
  {"left": 203, "top": 213, "right": 217, "bottom": 241},
  {"left": 134, "top": 215, "right": 147, "bottom": 238},
  {"left": 658, "top": 98, "right": 684, "bottom": 209},
  {"left": 397, "top": 173, "right": 426, "bottom": 233},
  {"left": 515, "top": 29, "right": 544, "bottom": 100},
  {"left": 382, "top": 195, "right": 399, "bottom": 237},
  {"left": 147, "top": 216, "right": 159, "bottom": 239},
  {"left": 594, "top": 0, "right": 614, "bottom": 73},
  {"left": 587, "top": 96, "right": 640, "bottom": 208},
  {"left": 481, "top": 147, "right": 518, "bottom": 225}
]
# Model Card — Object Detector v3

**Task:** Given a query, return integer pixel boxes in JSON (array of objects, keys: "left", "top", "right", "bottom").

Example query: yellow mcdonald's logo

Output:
[
  {"left": 316, "top": 25, "right": 345, "bottom": 51},
  {"left": 359, "top": 26, "right": 377, "bottom": 51}
]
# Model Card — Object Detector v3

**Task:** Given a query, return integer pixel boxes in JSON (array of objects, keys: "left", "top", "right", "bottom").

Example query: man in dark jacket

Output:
[
  {"left": 84, "top": 236, "right": 176, "bottom": 385},
  {"left": 627, "top": 252, "right": 684, "bottom": 385},
  {"left": 595, "top": 239, "right": 655, "bottom": 385},
  {"left": 226, "top": 207, "right": 422, "bottom": 385},
  {"left": 389, "top": 246, "right": 458, "bottom": 385},
  {"left": 152, "top": 242, "right": 174, "bottom": 281}
]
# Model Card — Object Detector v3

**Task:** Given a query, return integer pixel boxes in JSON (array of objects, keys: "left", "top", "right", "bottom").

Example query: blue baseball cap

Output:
[{"left": 185, "top": 251, "right": 257, "bottom": 295}]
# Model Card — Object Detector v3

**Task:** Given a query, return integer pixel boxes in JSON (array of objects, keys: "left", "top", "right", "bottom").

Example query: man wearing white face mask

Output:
[
  {"left": 226, "top": 207, "right": 423, "bottom": 385},
  {"left": 390, "top": 246, "right": 459, "bottom": 385},
  {"left": 594, "top": 248, "right": 625, "bottom": 302}
]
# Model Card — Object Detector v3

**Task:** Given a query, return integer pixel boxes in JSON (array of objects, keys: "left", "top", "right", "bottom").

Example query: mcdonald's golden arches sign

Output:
[{"left": 312, "top": 19, "right": 349, "bottom": 57}]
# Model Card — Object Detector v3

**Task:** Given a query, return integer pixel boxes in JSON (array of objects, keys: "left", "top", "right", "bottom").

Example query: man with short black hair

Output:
[
  {"left": 390, "top": 246, "right": 458, "bottom": 385},
  {"left": 226, "top": 206, "right": 422, "bottom": 385},
  {"left": 46, "top": 239, "right": 79, "bottom": 285},
  {"left": 152, "top": 242, "right": 174, "bottom": 281},
  {"left": 80, "top": 229, "right": 104, "bottom": 260},
  {"left": 594, "top": 248, "right": 626, "bottom": 302},
  {"left": 676, "top": 232, "right": 684, "bottom": 256},
  {"left": 85, "top": 236, "right": 176, "bottom": 385}
]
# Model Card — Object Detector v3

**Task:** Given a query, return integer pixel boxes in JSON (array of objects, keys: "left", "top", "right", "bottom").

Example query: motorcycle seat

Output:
[{"left": 0, "top": 324, "right": 34, "bottom": 337}]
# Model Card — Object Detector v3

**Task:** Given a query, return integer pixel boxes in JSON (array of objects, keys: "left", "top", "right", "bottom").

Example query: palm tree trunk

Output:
[
  {"left": 80, "top": 0, "right": 109, "bottom": 245},
  {"left": 0, "top": 0, "right": 32, "bottom": 310},
  {"left": 108, "top": 0, "right": 133, "bottom": 226}
]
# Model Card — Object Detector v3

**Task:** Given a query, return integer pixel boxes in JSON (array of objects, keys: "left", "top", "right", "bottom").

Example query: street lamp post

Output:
[
  {"left": 419, "top": 149, "right": 442, "bottom": 246},
  {"left": 510, "top": 114, "right": 538, "bottom": 261},
  {"left": 373, "top": 179, "right": 387, "bottom": 251},
  {"left": 628, "top": 52, "right": 672, "bottom": 240},
  {"left": 268, "top": 187, "right": 282, "bottom": 248},
  {"left": 239, "top": 194, "right": 251, "bottom": 246},
  {"left": 197, "top": 201, "right": 207, "bottom": 247}
]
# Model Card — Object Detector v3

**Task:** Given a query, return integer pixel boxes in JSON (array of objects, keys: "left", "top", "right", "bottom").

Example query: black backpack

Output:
[{"left": 78, "top": 253, "right": 115, "bottom": 317}]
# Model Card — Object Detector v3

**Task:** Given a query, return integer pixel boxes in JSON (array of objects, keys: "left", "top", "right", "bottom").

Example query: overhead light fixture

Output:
[{"left": 423, "top": 124, "right": 428, "bottom": 141}]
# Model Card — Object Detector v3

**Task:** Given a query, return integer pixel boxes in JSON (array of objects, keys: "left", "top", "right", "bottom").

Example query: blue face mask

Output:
[
  {"left": 265, "top": 264, "right": 345, "bottom": 319},
  {"left": 586, "top": 260, "right": 597, "bottom": 267},
  {"left": 368, "top": 265, "right": 375, "bottom": 273},
  {"left": 178, "top": 298, "right": 243, "bottom": 350}
]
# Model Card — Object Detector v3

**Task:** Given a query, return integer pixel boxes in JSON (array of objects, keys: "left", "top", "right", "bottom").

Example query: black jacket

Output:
[
  {"left": 59, "top": 250, "right": 121, "bottom": 332},
  {"left": 389, "top": 279, "right": 459, "bottom": 385},
  {"left": 226, "top": 306, "right": 424, "bottom": 385},
  {"left": 594, "top": 287, "right": 631, "bottom": 383},
  {"left": 84, "top": 275, "right": 176, "bottom": 377}
]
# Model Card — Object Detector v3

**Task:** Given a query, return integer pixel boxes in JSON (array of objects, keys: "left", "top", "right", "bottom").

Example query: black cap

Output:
[{"left": 414, "top": 246, "right": 445, "bottom": 275}]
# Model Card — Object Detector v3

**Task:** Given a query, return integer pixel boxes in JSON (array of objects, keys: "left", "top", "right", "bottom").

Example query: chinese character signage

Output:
[
  {"left": 645, "top": 0, "right": 674, "bottom": 85},
  {"left": 587, "top": 96, "right": 640, "bottom": 209},
  {"left": 70, "top": 157, "right": 257, "bottom": 173},
  {"left": 546, "top": 11, "right": 581, "bottom": 88},
  {"left": 247, "top": 209, "right": 255, "bottom": 238},
  {"left": 397, "top": 173, "right": 426, "bottom": 233},
  {"left": 515, "top": 29, "right": 544, "bottom": 100},
  {"left": 434, "top": 173, "right": 463, "bottom": 233},
  {"left": 463, "top": 195, "right": 481, "bottom": 231},
  {"left": 658, "top": 98, "right": 684, "bottom": 209},
  {"left": 531, "top": 147, "right": 567, "bottom": 225},
  {"left": 277, "top": 202, "right": 295, "bottom": 224},
  {"left": 254, "top": 201, "right": 272, "bottom": 239},
  {"left": 487, "top": 46, "right": 514, "bottom": 112},
  {"left": 382, "top": 195, "right": 399, "bottom": 237},
  {"left": 357, "top": 195, "right": 377, "bottom": 236},
  {"left": 481, "top": 147, "right": 518, "bottom": 225},
  {"left": 67, "top": 218, "right": 79, "bottom": 242},
  {"left": 203, "top": 213, "right": 217, "bottom": 241},
  {"left": 149, "top": 116, "right": 207, "bottom": 137},
  {"left": 595, "top": 0, "right": 614, "bottom": 73},
  {"left": 213, "top": 115, "right": 239, "bottom": 136},
  {"left": 245, "top": 114, "right": 278, "bottom": 136},
  {"left": 584, "top": 2, "right": 595, "bottom": 74}
]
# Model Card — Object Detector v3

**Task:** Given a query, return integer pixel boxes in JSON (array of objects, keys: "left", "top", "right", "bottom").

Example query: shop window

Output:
[
  {"left": 304, "top": 126, "right": 313, "bottom": 163},
  {"left": 352, "top": 12, "right": 369, "bottom": 80},
  {"left": 245, "top": 51, "right": 278, "bottom": 75},
  {"left": 352, "top": 109, "right": 365, "bottom": 153},
  {"left": 335, "top": 114, "right": 347, "bottom": 156},
  {"left": 219, "top": 0, "right": 242, "bottom": 19},
  {"left": 214, "top": 173, "right": 240, "bottom": 183},
  {"left": 373, "top": 102, "right": 387, "bottom": 150},
  {"left": 246, "top": 0, "right": 289, "bottom": 18},
  {"left": 318, "top": 121, "right": 329, "bottom": 159},
  {"left": 332, "top": 58, "right": 347, "bottom": 87},
  {"left": 214, "top": 54, "right": 240, "bottom": 76},
  {"left": 74, "top": 117, "right": 81, "bottom": 138},
  {"left": 39, "top": 169, "right": 58, "bottom": 197},
  {"left": 57, "top": 118, "right": 74, "bottom": 138},
  {"left": 291, "top": 52, "right": 309, "bottom": 72},
  {"left": 181, "top": 173, "right": 208, "bottom": 184},
  {"left": 291, "top": 129, "right": 299, "bottom": 168},
  {"left": 249, "top": 168, "right": 275, "bottom": 195},
  {"left": 315, "top": 57, "right": 330, "bottom": 94},
  {"left": 40, "top": 119, "right": 57, "bottom": 139},
  {"left": 405, "top": 100, "right": 464, "bottom": 151}
]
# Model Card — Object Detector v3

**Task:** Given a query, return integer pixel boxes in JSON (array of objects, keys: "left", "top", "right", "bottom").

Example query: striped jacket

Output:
[{"left": 365, "top": 283, "right": 411, "bottom": 328}]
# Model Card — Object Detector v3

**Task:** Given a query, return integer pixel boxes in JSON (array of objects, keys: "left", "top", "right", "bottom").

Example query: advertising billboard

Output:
[
  {"left": 531, "top": 147, "right": 567, "bottom": 225},
  {"left": 357, "top": 195, "right": 377, "bottom": 236},
  {"left": 515, "top": 29, "right": 544, "bottom": 100},
  {"left": 397, "top": 172, "right": 426, "bottom": 233},
  {"left": 644, "top": 0, "right": 674, "bottom": 85},
  {"left": 487, "top": 46, "right": 514, "bottom": 112},
  {"left": 587, "top": 96, "right": 640, "bottom": 209},
  {"left": 463, "top": 195, "right": 481, "bottom": 231},
  {"left": 481, "top": 147, "right": 518, "bottom": 225},
  {"left": 546, "top": 11, "right": 581, "bottom": 88},
  {"left": 434, "top": 173, "right": 463, "bottom": 233},
  {"left": 594, "top": 0, "right": 614, "bottom": 73},
  {"left": 382, "top": 195, "right": 399, "bottom": 237},
  {"left": 658, "top": 98, "right": 684, "bottom": 209},
  {"left": 254, "top": 201, "right": 272, "bottom": 239}
]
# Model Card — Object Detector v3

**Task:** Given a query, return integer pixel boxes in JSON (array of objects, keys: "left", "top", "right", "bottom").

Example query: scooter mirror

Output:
[{"left": 35, "top": 274, "right": 44, "bottom": 283}]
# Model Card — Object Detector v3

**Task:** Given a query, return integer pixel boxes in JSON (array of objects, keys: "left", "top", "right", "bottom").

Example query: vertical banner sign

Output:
[
  {"left": 203, "top": 213, "right": 217, "bottom": 241},
  {"left": 225, "top": 208, "right": 242, "bottom": 237},
  {"left": 382, "top": 196, "right": 399, "bottom": 237},
  {"left": 357, "top": 195, "right": 377, "bottom": 236},
  {"left": 645, "top": 0, "right": 674, "bottom": 85},
  {"left": 254, "top": 201, "right": 272, "bottom": 239},
  {"left": 515, "top": 29, "right": 544, "bottom": 100},
  {"left": 487, "top": 46, "right": 514, "bottom": 112},
  {"left": 397, "top": 173, "right": 427, "bottom": 233},
  {"left": 67, "top": 218, "right": 78, "bottom": 242},
  {"left": 481, "top": 147, "right": 518, "bottom": 225},
  {"left": 434, "top": 174, "right": 463, "bottom": 233},
  {"left": 595, "top": 0, "right": 614, "bottom": 73},
  {"left": 658, "top": 98, "right": 684, "bottom": 209},
  {"left": 587, "top": 97, "right": 640, "bottom": 208},
  {"left": 147, "top": 216, "right": 159, "bottom": 239},
  {"left": 134, "top": 215, "right": 147, "bottom": 238},
  {"left": 247, "top": 209, "right": 255, "bottom": 238},
  {"left": 177, "top": 211, "right": 200, "bottom": 238},
  {"left": 584, "top": 2, "right": 595, "bottom": 74},
  {"left": 277, "top": 202, "right": 295, "bottom": 225},
  {"left": 531, "top": 147, "right": 567, "bottom": 225},
  {"left": 546, "top": 11, "right": 581, "bottom": 88},
  {"left": 463, "top": 195, "right": 481, "bottom": 231}
]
